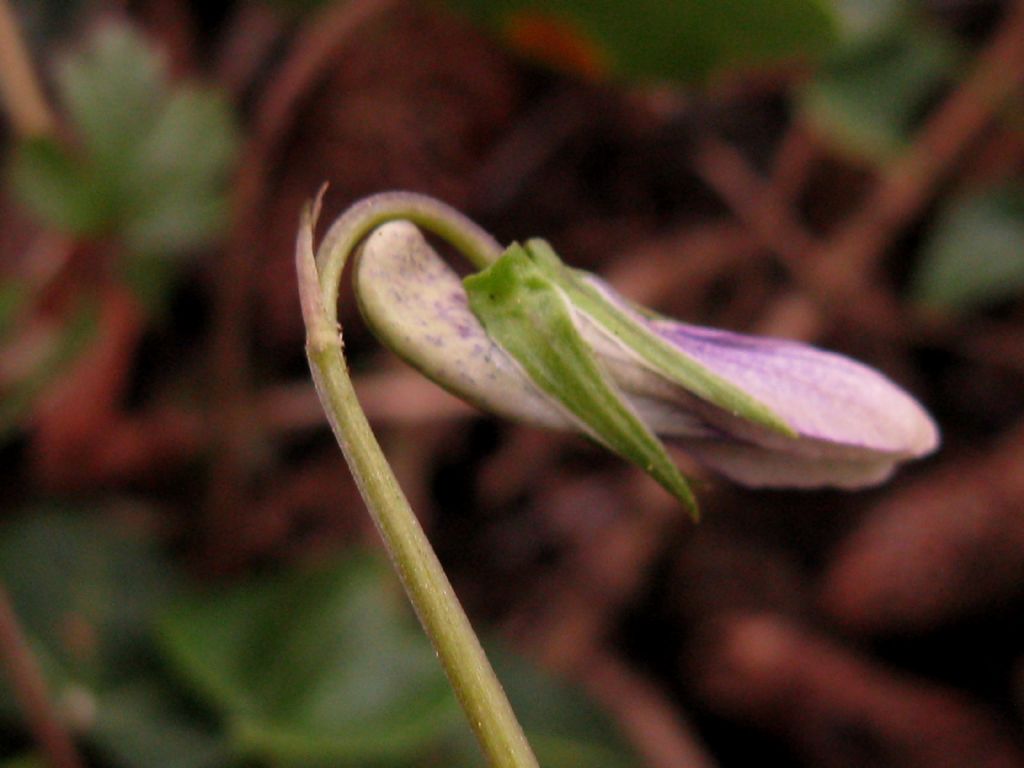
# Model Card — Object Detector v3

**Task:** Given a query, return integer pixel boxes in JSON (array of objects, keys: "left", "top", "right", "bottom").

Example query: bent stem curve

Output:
[
  {"left": 296, "top": 190, "right": 538, "bottom": 768},
  {"left": 315, "top": 191, "right": 503, "bottom": 326}
]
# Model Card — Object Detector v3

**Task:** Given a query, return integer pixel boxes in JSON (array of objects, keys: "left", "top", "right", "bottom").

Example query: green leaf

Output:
[
  {"left": 57, "top": 24, "right": 166, "bottom": 171},
  {"left": 0, "top": 299, "right": 99, "bottom": 442},
  {"left": 156, "top": 554, "right": 461, "bottom": 765},
  {"left": 54, "top": 24, "right": 238, "bottom": 256},
  {"left": 465, "top": 244, "right": 697, "bottom": 516},
  {"left": 910, "top": 184, "right": 1024, "bottom": 312},
  {"left": 801, "top": 16, "right": 960, "bottom": 161},
  {"left": 523, "top": 240, "right": 794, "bottom": 437},
  {"left": 0, "top": 509, "right": 179, "bottom": 690},
  {"left": 90, "top": 684, "right": 226, "bottom": 768},
  {"left": 0, "top": 755, "right": 47, "bottom": 768},
  {"left": 444, "top": 0, "right": 838, "bottom": 84},
  {"left": 831, "top": 0, "right": 908, "bottom": 44},
  {"left": 118, "top": 87, "right": 237, "bottom": 256},
  {"left": 8, "top": 136, "right": 114, "bottom": 234},
  {"left": 8, "top": 22, "right": 239, "bottom": 313},
  {"left": 0, "top": 510, "right": 229, "bottom": 768}
]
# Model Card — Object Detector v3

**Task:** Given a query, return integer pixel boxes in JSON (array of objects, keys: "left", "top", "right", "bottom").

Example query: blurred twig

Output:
[
  {"left": 214, "top": 2, "right": 285, "bottom": 98},
  {"left": 818, "top": 0, "right": 1024, "bottom": 288},
  {"left": 696, "top": 0, "right": 1024, "bottom": 340},
  {"left": 205, "top": 0, "right": 401, "bottom": 566},
  {"left": 693, "top": 137, "right": 821, "bottom": 268},
  {"left": 691, "top": 613, "right": 1024, "bottom": 768},
  {"left": 691, "top": 135, "right": 900, "bottom": 343},
  {"left": 259, "top": 366, "right": 475, "bottom": 432},
  {"left": 585, "top": 652, "right": 717, "bottom": 768},
  {"left": 0, "top": 586, "right": 84, "bottom": 768},
  {"left": 0, "top": 0, "right": 56, "bottom": 137},
  {"left": 821, "top": 418, "right": 1024, "bottom": 633},
  {"left": 768, "top": 121, "right": 818, "bottom": 204},
  {"left": 507, "top": 473, "right": 687, "bottom": 670}
]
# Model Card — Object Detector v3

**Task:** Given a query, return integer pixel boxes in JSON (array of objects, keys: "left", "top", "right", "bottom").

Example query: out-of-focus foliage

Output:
[
  {"left": 0, "top": 510, "right": 224, "bottom": 768},
  {"left": 8, "top": 23, "right": 238, "bottom": 312},
  {"left": 442, "top": 0, "right": 838, "bottom": 84},
  {"left": 159, "top": 552, "right": 640, "bottom": 767},
  {"left": 0, "top": 295, "right": 97, "bottom": 441},
  {"left": 0, "top": 512, "right": 637, "bottom": 768},
  {"left": 910, "top": 184, "right": 1024, "bottom": 313},
  {"left": 11, "top": 0, "right": 87, "bottom": 44},
  {"left": 2, "top": 0, "right": 1022, "bottom": 766},
  {"left": 0, "top": 755, "right": 46, "bottom": 768},
  {"left": 801, "top": 1, "right": 960, "bottom": 161},
  {"left": 158, "top": 554, "right": 462, "bottom": 765}
]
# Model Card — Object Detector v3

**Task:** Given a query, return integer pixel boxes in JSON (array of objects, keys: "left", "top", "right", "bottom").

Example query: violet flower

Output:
[{"left": 353, "top": 219, "right": 939, "bottom": 513}]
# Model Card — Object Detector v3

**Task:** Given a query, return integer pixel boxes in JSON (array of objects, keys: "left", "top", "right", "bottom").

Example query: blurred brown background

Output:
[{"left": 2, "top": 0, "right": 1024, "bottom": 766}]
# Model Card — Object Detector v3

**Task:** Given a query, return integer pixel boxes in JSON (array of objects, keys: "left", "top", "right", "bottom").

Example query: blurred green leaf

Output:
[
  {"left": 831, "top": 0, "right": 907, "bottom": 43},
  {"left": 801, "top": 14, "right": 960, "bottom": 161},
  {"left": 7, "top": 23, "right": 238, "bottom": 311},
  {"left": 157, "top": 553, "right": 461, "bottom": 765},
  {"left": 57, "top": 24, "right": 166, "bottom": 173},
  {"left": 158, "top": 551, "right": 640, "bottom": 767},
  {"left": 8, "top": 137, "right": 113, "bottom": 235},
  {"left": 0, "top": 299, "right": 98, "bottom": 442},
  {"left": 90, "top": 684, "right": 225, "bottom": 768},
  {"left": 0, "top": 754, "right": 47, "bottom": 768},
  {"left": 0, "top": 510, "right": 178, "bottom": 689},
  {"left": 118, "top": 87, "right": 237, "bottom": 255},
  {"left": 0, "top": 510, "right": 228, "bottom": 768},
  {"left": 910, "top": 184, "right": 1024, "bottom": 312},
  {"left": 444, "top": 0, "right": 838, "bottom": 84}
]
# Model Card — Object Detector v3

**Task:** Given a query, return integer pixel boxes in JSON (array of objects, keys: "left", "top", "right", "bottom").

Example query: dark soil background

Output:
[{"left": 2, "top": 1, "right": 1024, "bottom": 766}]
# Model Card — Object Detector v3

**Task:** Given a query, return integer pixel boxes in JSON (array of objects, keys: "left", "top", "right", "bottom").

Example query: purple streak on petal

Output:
[
  {"left": 354, "top": 222, "right": 580, "bottom": 431},
  {"left": 356, "top": 227, "right": 939, "bottom": 490},
  {"left": 580, "top": 275, "right": 939, "bottom": 462},
  {"left": 648, "top": 319, "right": 939, "bottom": 457}
]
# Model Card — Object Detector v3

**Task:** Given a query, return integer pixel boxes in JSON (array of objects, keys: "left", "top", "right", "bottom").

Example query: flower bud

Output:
[{"left": 354, "top": 220, "right": 939, "bottom": 509}]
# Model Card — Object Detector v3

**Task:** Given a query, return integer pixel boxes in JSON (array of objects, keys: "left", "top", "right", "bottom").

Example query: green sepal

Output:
[
  {"left": 465, "top": 244, "right": 697, "bottom": 518},
  {"left": 523, "top": 240, "right": 796, "bottom": 437}
]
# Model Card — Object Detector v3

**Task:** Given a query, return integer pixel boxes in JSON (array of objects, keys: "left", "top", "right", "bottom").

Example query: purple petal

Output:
[
  {"left": 578, "top": 276, "right": 939, "bottom": 486},
  {"left": 675, "top": 438, "right": 902, "bottom": 489},
  {"left": 647, "top": 319, "right": 939, "bottom": 458},
  {"left": 356, "top": 225, "right": 939, "bottom": 490}
]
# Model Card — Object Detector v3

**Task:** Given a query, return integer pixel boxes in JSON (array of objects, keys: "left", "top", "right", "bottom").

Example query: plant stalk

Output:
[
  {"left": 0, "top": 0, "right": 57, "bottom": 137},
  {"left": 296, "top": 190, "right": 538, "bottom": 768}
]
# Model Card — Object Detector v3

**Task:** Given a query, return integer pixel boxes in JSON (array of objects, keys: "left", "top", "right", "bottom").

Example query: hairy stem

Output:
[{"left": 296, "top": 191, "right": 538, "bottom": 768}]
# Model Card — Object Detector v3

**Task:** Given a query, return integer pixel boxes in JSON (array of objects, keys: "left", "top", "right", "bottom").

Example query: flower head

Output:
[{"left": 351, "top": 216, "right": 938, "bottom": 516}]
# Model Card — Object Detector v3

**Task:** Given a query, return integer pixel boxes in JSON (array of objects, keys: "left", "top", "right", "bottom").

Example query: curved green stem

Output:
[
  {"left": 296, "top": 190, "right": 538, "bottom": 768},
  {"left": 316, "top": 191, "right": 503, "bottom": 326}
]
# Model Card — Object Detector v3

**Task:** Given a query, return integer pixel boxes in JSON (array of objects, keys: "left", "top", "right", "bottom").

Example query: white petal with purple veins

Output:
[
  {"left": 354, "top": 221, "right": 940, "bottom": 490},
  {"left": 354, "top": 222, "right": 581, "bottom": 431},
  {"left": 573, "top": 274, "right": 939, "bottom": 483}
]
